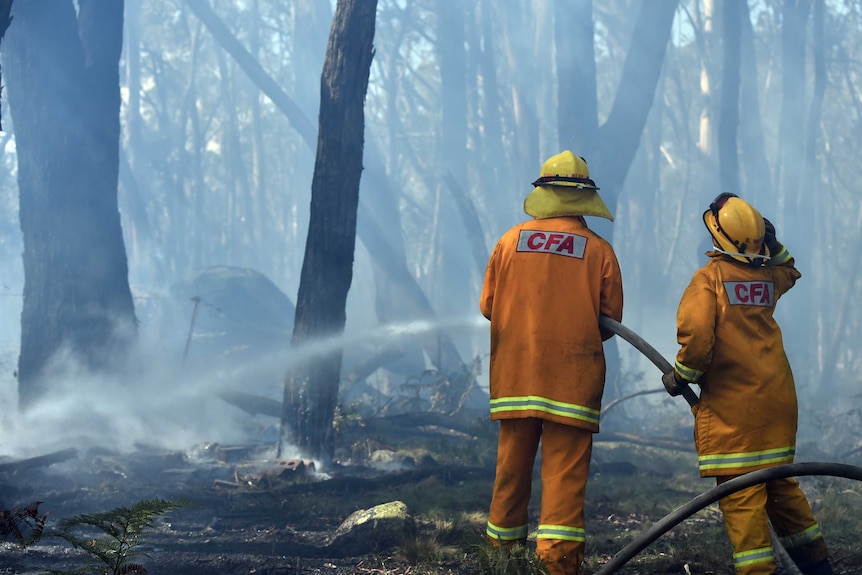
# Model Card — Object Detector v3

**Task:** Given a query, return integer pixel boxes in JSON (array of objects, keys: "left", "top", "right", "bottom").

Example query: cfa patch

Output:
[
  {"left": 723, "top": 281, "right": 775, "bottom": 306},
  {"left": 516, "top": 230, "right": 586, "bottom": 259}
]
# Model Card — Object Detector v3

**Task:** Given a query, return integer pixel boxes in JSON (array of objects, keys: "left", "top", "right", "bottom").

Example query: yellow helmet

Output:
[
  {"left": 531, "top": 150, "right": 598, "bottom": 189},
  {"left": 702, "top": 193, "right": 769, "bottom": 265}
]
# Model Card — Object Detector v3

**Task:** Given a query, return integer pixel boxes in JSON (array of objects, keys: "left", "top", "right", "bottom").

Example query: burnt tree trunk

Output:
[
  {"left": 279, "top": 0, "right": 377, "bottom": 463},
  {"left": 0, "top": 0, "right": 12, "bottom": 131},
  {"left": 5, "top": 0, "right": 136, "bottom": 410}
]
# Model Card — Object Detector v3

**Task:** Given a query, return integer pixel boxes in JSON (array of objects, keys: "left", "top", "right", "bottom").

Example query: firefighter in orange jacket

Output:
[
  {"left": 480, "top": 151, "right": 624, "bottom": 575},
  {"left": 663, "top": 193, "right": 834, "bottom": 575}
]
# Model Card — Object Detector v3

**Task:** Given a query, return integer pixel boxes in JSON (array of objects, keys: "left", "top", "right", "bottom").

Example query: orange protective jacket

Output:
[
  {"left": 480, "top": 216, "right": 624, "bottom": 432},
  {"left": 673, "top": 250, "right": 801, "bottom": 477}
]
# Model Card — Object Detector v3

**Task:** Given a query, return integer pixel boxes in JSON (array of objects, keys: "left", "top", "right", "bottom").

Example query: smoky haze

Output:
[{"left": 0, "top": 1, "right": 859, "bottom": 464}]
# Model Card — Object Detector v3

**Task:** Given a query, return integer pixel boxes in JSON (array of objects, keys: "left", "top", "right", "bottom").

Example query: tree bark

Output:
[
  {"left": 591, "top": 0, "right": 680, "bottom": 210},
  {"left": 5, "top": 0, "right": 137, "bottom": 410},
  {"left": 280, "top": 0, "right": 377, "bottom": 463},
  {"left": 738, "top": 0, "right": 772, "bottom": 206},
  {"left": 555, "top": 0, "right": 598, "bottom": 152},
  {"left": 188, "top": 0, "right": 477, "bottom": 412},
  {"left": 718, "top": 0, "right": 742, "bottom": 195},
  {"left": 775, "top": 0, "right": 810, "bottom": 221},
  {"left": 0, "top": 0, "right": 14, "bottom": 131},
  {"left": 803, "top": 0, "right": 827, "bottom": 388}
]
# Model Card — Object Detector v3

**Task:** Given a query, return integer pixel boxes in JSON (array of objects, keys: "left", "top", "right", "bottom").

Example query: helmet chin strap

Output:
[{"left": 713, "top": 246, "right": 770, "bottom": 261}]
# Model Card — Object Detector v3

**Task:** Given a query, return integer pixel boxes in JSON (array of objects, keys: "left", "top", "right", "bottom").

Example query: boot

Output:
[{"left": 801, "top": 559, "right": 835, "bottom": 575}]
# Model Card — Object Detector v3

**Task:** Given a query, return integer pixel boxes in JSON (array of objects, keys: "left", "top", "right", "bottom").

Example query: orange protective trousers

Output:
[
  {"left": 487, "top": 418, "right": 592, "bottom": 575},
  {"left": 716, "top": 475, "right": 830, "bottom": 575}
]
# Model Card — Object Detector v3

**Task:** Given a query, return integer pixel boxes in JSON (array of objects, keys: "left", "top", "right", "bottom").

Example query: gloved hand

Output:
[
  {"left": 662, "top": 371, "right": 686, "bottom": 397},
  {"left": 763, "top": 218, "right": 779, "bottom": 251}
]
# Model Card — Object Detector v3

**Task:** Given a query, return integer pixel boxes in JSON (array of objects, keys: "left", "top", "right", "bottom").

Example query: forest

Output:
[{"left": 1, "top": 1, "right": 862, "bottom": 574}]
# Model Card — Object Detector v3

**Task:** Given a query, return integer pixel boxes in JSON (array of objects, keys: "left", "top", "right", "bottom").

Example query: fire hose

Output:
[
  {"left": 599, "top": 316, "right": 698, "bottom": 408},
  {"left": 591, "top": 462, "right": 862, "bottom": 575},
  {"left": 597, "top": 317, "right": 859, "bottom": 575}
]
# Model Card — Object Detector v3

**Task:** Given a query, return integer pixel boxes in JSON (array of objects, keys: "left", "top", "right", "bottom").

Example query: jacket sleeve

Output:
[
  {"left": 766, "top": 243, "right": 802, "bottom": 299},
  {"left": 674, "top": 270, "right": 716, "bottom": 384},
  {"left": 480, "top": 241, "right": 502, "bottom": 320},
  {"left": 599, "top": 246, "right": 624, "bottom": 340}
]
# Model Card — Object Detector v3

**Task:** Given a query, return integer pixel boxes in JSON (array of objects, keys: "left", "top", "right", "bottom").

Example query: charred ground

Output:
[{"left": 1, "top": 409, "right": 860, "bottom": 575}]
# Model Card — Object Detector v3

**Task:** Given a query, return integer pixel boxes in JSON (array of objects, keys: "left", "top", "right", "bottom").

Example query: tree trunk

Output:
[
  {"left": 0, "top": 0, "right": 14, "bottom": 131},
  {"left": 576, "top": 0, "right": 678, "bottom": 404},
  {"left": 803, "top": 0, "right": 827, "bottom": 389},
  {"left": 591, "top": 0, "right": 680, "bottom": 211},
  {"left": 280, "top": 0, "right": 377, "bottom": 464},
  {"left": 738, "top": 0, "right": 772, "bottom": 206},
  {"left": 5, "top": 0, "right": 137, "bottom": 410},
  {"left": 775, "top": 0, "right": 810, "bottom": 221},
  {"left": 718, "top": 0, "right": 742, "bottom": 195},
  {"left": 190, "top": 0, "right": 477, "bottom": 412},
  {"left": 555, "top": 0, "right": 598, "bottom": 152}
]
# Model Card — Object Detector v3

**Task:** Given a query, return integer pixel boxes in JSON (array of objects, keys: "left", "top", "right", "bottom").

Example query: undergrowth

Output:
[
  {"left": 48, "top": 498, "right": 188, "bottom": 575},
  {"left": 0, "top": 501, "right": 49, "bottom": 547}
]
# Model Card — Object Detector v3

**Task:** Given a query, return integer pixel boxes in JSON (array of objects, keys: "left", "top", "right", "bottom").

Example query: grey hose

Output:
[{"left": 593, "top": 462, "right": 862, "bottom": 575}]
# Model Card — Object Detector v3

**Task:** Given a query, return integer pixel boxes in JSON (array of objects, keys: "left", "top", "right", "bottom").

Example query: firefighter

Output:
[
  {"left": 663, "top": 193, "right": 834, "bottom": 575},
  {"left": 480, "top": 150, "right": 624, "bottom": 575}
]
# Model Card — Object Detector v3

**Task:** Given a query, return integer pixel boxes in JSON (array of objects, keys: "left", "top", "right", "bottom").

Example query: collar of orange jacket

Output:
[{"left": 523, "top": 185, "right": 614, "bottom": 221}]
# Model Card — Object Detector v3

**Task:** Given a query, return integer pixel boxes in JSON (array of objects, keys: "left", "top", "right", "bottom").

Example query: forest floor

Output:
[{"left": 1, "top": 410, "right": 861, "bottom": 575}]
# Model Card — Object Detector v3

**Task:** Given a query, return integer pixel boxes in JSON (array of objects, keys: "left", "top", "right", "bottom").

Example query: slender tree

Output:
[
  {"left": 775, "top": 0, "right": 811, "bottom": 220},
  {"left": 590, "top": 0, "right": 680, "bottom": 210},
  {"left": 556, "top": 0, "right": 598, "bottom": 152},
  {"left": 280, "top": 0, "right": 378, "bottom": 463},
  {"left": 738, "top": 0, "right": 773, "bottom": 206},
  {"left": 5, "top": 0, "right": 137, "bottom": 410},
  {"left": 0, "top": 0, "right": 13, "bottom": 131},
  {"left": 718, "top": 0, "right": 743, "bottom": 195}
]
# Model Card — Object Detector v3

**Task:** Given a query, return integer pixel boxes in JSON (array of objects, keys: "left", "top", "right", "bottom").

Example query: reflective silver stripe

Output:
[
  {"left": 674, "top": 360, "right": 702, "bottom": 383},
  {"left": 490, "top": 396, "right": 600, "bottom": 426},
  {"left": 768, "top": 246, "right": 792, "bottom": 266},
  {"left": 699, "top": 446, "right": 795, "bottom": 471},
  {"left": 733, "top": 546, "right": 775, "bottom": 567},
  {"left": 779, "top": 523, "right": 823, "bottom": 549},
  {"left": 536, "top": 524, "right": 585, "bottom": 542},
  {"left": 486, "top": 521, "right": 528, "bottom": 541}
]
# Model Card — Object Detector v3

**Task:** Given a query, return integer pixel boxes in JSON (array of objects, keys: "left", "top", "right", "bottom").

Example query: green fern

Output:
[
  {"left": 49, "top": 498, "right": 188, "bottom": 575},
  {"left": 0, "top": 501, "right": 48, "bottom": 547}
]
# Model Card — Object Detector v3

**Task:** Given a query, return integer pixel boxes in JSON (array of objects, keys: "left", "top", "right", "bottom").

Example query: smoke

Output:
[{"left": 0, "top": 313, "right": 490, "bottom": 460}]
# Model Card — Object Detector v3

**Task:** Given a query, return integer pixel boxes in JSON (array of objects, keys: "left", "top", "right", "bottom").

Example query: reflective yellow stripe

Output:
[
  {"left": 486, "top": 521, "right": 528, "bottom": 541},
  {"left": 780, "top": 523, "right": 823, "bottom": 549},
  {"left": 699, "top": 446, "right": 795, "bottom": 471},
  {"left": 674, "top": 360, "right": 702, "bottom": 383},
  {"left": 734, "top": 546, "right": 774, "bottom": 567},
  {"left": 536, "top": 524, "right": 585, "bottom": 542},
  {"left": 767, "top": 246, "right": 792, "bottom": 266},
  {"left": 490, "top": 396, "right": 600, "bottom": 426}
]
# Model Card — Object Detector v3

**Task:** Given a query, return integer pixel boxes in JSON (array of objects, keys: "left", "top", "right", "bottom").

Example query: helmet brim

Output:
[{"left": 525, "top": 186, "right": 614, "bottom": 221}]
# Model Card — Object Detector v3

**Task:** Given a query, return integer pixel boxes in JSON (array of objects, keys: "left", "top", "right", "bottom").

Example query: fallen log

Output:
[
  {"left": 219, "top": 391, "right": 481, "bottom": 436},
  {"left": 596, "top": 431, "right": 695, "bottom": 452},
  {"left": 0, "top": 447, "right": 79, "bottom": 474},
  {"left": 219, "top": 391, "right": 281, "bottom": 418}
]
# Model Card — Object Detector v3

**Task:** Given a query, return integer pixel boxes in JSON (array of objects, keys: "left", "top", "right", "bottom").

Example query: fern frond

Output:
[
  {"left": 0, "top": 501, "right": 49, "bottom": 547},
  {"left": 50, "top": 498, "right": 189, "bottom": 575}
]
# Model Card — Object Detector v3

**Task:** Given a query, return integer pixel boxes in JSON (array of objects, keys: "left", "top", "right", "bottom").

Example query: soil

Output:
[{"left": 0, "top": 435, "right": 496, "bottom": 575}]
